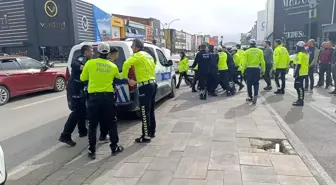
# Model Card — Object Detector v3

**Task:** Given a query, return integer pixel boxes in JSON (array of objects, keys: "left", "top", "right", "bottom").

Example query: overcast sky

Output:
[{"left": 84, "top": 0, "right": 267, "bottom": 42}]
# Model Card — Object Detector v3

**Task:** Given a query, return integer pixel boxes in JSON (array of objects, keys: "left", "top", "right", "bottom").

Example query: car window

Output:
[
  {"left": 72, "top": 46, "right": 126, "bottom": 72},
  {"left": 0, "top": 59, "right": 21, "bottom": 70},
  {"left": 156, "top": 49, "right": 168, "bottom": 65},
  {"left": 19, "top": 58, "right": 44, "bottom": 69},
  {"left": 144, "top": 47, "right": 156, "bottom": 63}
]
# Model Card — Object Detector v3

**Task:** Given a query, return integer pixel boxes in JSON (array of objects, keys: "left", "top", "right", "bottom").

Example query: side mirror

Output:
[
  {"left": 163, "top": 60, "right": 173, "bottom": 67},
  {"left": 41, "top": 65, "right": 48, "bottom": 71}
]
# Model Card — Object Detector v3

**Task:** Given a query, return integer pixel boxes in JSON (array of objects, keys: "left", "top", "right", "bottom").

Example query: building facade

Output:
[
  {"left": 274, "top": 0, "right": 336, "bottom": 53},
  {"left": 257, "top": 10, "right": 266, "bottom": 45},
  {"left": 265, "top": 0, "right": 275, "bottom": 42},
  {"left": 0, "top": 0, "right": 115, "bottom": 60}
]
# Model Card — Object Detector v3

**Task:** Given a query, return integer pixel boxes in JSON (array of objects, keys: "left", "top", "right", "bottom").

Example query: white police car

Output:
[
  {"left": 66, "top": 40, "right": 176, "bottom": 117},
  {"left": 0, "top": 145, "right": 6, "bottom": 185}
]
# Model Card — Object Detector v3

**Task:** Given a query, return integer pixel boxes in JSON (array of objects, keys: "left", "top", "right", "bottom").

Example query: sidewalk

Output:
[{"left": 40, "top": 88, "right": 321, "bottom": 185}]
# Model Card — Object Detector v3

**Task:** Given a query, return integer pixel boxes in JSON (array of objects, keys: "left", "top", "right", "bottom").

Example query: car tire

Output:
[
  {"left": 168, "top": 78, "right": 176, "bottom": 98},
  {"left": 0, "top": 85, "right": 10, "bottom": 106},
  {"left": 54, "top": 77, "right": 66, "bottom": 92}
]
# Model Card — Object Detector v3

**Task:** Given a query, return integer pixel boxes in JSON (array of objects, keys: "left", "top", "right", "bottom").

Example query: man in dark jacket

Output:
[
  {"left": 208, "top": 45, "right": 219, "bottom": 96},
  {"left": 191, "top": 44, "right": 211, "bottom": 100},
  {"left": 59, "top": 45, "right": 93, "bottom": 146}
]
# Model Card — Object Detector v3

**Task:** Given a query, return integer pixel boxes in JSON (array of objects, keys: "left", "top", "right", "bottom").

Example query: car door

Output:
[
  {"left": 18, "top": 58, "right": 53, "bottom": 89},
  {"left": 0, "top": 59, "right": 31, "bottom": 96},
  {"left": 156, "top": 49, "right": 172, "bottom": 97}
]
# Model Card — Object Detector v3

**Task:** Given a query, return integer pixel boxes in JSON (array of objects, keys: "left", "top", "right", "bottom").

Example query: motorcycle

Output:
[
  {"left": 0, "top": 145, "right": 6, "bottom": 185},
  {"left": 40, "top": 56, "right": 54, "bottom": 68}
]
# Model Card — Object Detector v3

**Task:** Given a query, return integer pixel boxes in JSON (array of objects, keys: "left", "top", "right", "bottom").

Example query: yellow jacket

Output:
[
  {"left": 242, "top": 47, "right": 266, "bottom": 74},
  {"left": 218, "top": 52, "right": 228, "bottom": 70},
  {"left": 233, "top": 53, "right": 242, "bottom": 71},
  {"left": 178, "top": 57, "right": 189, "bottom": 72},
  {"left": 122, "top": 51, "right": 156, "bottom": 82},
  {"left": 273, "top": 45, "right": 290, "bottom": 70}
]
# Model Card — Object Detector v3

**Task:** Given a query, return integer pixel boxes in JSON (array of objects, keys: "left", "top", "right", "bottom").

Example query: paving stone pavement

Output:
[{"left": 39, "top": 88, "right": 320, "bottom": 185}]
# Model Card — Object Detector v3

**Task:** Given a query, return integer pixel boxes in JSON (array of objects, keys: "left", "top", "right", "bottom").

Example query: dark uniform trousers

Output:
[
  {"left": 295, "top": 76, "right": 306, "bottom": 101},
  {"left": 191, "top": 70, "right": 199, "bottom": 90},
  {"left": 139, "top": 83, "right": 157, "bottom": 138},
  {"left": 87, "top": 93, "right": 118, "bottom": 153},
  {"left": 264, "top": 64, "right": 273, "bottom": 86},
  {"left": 318, "top": 63, "right": 332, "bottom": 87},
  {"left": 218, "top": 70, "right": 230, "bottom": 91},
  {"left": 61, "top": 80, "right": 87, "bottom": 139},
  {"left": 207, "top": 72, "right": 219, "bottom": 93},
  {"left": 274, "top": 69, "right": 287, "bottom": 90},
  {"left": 176, "top": 72, "right": 192, "bottom": 88},
  {"left": 304, "top": 66, "right": 315, "bottom": 90},
  {"left": 245, "top": 68, "right": 261, "bottom": 98}
]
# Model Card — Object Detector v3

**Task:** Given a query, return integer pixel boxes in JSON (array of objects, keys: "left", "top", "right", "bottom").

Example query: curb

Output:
[{"left": 260, "top": 95, "right": 336, "bottom": 185}]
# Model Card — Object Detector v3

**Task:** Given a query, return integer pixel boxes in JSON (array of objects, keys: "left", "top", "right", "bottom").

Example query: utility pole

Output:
[{"left": 308, "top": 0, "right": 318, "bottom": 39}]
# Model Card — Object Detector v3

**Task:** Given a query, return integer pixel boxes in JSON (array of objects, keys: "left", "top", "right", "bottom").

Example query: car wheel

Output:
[
  {"left": 168, "top": 78, "right": 176, "bottom": 98},
  {"left": 0, "top": 86, "right": 10, "bottom": 106},
  {"left": 54, "top": 77, "right": 65, "bottom": 92}
]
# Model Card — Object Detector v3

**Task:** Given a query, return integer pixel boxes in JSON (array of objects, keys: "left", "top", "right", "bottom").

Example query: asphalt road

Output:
[{"left": 261, "top": 71, "right": 336, "bottom": 182}]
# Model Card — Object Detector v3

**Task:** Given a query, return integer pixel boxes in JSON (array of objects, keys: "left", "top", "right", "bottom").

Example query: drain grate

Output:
[{"left": 249, "top": 138, "right": 297, "bottom": 155}]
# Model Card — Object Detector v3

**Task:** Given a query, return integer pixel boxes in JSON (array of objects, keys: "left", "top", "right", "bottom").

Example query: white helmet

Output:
[
  {"left": 217, "top": 46, "right": 222, "bottom": 51},
  {"left": 296, "top": 41, "right": 306, "bottom": 47},
  {"left": 97, "top": 42, "right": 110, "bottom": 54},
  {"left": 231, "top": 46, "right": 237, "bottom": 51},
  {"left": 249, "top": 39, "right": 256, "bottom": 45}
]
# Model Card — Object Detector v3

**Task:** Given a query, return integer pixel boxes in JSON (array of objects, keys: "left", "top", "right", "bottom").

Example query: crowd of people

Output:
[
  {"left": 178, "top": 38, "right": 327, "bottom": 107},
  {"left": 59, "top": 39, "right": 158, "bottom": 159}
]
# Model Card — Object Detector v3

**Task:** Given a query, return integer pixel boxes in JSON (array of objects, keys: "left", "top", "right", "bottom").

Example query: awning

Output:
[{"left": 322, "top": 24, "right": 336, "bottom": 32}]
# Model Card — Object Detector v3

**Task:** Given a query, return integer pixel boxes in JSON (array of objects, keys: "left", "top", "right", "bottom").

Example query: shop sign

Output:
[
  {"left": 282, "top": 0, "right": 311, "bottom": 16},
  {"left": 82, "top": 16, "right": 89, "bottom": 31},
  {"left": 111, "top": 17, "right": 124, "bottom": 27},
  {"left": 283, "top": 30, "right": 305, "bottom": 38}
]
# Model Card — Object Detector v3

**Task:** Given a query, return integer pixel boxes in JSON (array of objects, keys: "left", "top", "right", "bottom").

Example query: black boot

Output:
[
  {"left": 292, "top": 100, "right": 304, "bottom": 106},
  {"left": 59, "top": 135, "right": 76, "bottom": 147},
  {"left": 88, "top": 150, "right": 96, "bottom": 160},
  {"left": 246, "top": 97, "right": 253, "bottom": 102},
  {"left": 192, "top": 88, "right": 197, "bottom": 93},
  {"left": 252, "top": 96, "right": 258, "bottom": 105},
  {"left": 110, "top": 145, "right": 124, "bottom": 156},
  {"left": 264, "top": 86, "right": 272, "bottom": 91}
]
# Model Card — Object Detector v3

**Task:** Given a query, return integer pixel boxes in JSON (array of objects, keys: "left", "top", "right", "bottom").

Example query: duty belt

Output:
[{"left": 138, "top": 79, "right": 156, "bottom": 87}]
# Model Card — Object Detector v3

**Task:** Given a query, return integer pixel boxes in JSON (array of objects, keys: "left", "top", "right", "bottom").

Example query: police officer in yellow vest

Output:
[
  {"left": 176, "top": 51, "right": 192, "bottom": 88},
  {"left": 242, "top": 39, "right": 266, "bottom": 105},
  {"left": 236, "top": 44, "right": 246, "bottom": 82},
  {"left": 122, "top": 39, "right": 157, "bottom": 143},
  {"left": 293, "top": 41, "right": 309, "bottom": 106},
  {"left": 273, "top": 39, "right": 290, "bottom": 95},
  {"left": 80, "top": 43, "right": 124, "bottom": 159},
  {"left": 217, "top": 46, "right": 233, "bottom": 96},
  {"left": 231, "top": 47, "right": 245, "bottom": 91}
]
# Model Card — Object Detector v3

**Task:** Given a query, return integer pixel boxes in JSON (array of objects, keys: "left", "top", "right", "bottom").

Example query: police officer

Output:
[
  {"left": 191, "top": 44, "right": 211, "bottom": 100},
  {"left": 231, "top": 47, "right": 245, "bottom": 91},
  {"left": 217, "top": 46, "right": 232, "bottom": 96},
  {"left": 59, "top": 45, "right": 93, "bottom": 146},
  {"left": 122, "top": 39, "right": 157, "bottom": 143},
  {"left": 80, "top": 43, "right": 124, "bottom": 159},
  {"left": 273, "top": 39, "right": 290, "bottom": 95},
  {"left": 236, "top": 44, "right": 246, "bottom": 83},
  {"left": 191, "top": 46, "right": 201, "bottom": 92},
  {"left": 208, "top": 45, "right": 219, "bottom": 96},
  {"left": 242, "top": 39, "right": 266, "bottom": 105},
  {"left": 293, "top": 41, "right": 309, "bottom": 106}
]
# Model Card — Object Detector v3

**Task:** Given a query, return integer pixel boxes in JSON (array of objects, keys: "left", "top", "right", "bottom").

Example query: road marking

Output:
[
  {"left": 8, "top": 162, "right": 51, "bottom": 180},
  {"left": 11, "top": 95, "right": 65, "bottom": 110},
  {"left": 8, "top": 142, "right": 63, "bottom": 177}
]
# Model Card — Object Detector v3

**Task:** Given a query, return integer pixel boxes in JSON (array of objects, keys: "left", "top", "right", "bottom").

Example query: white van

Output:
[{"left": 66, "top": 40, "right": 176, "bottom": 116}]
